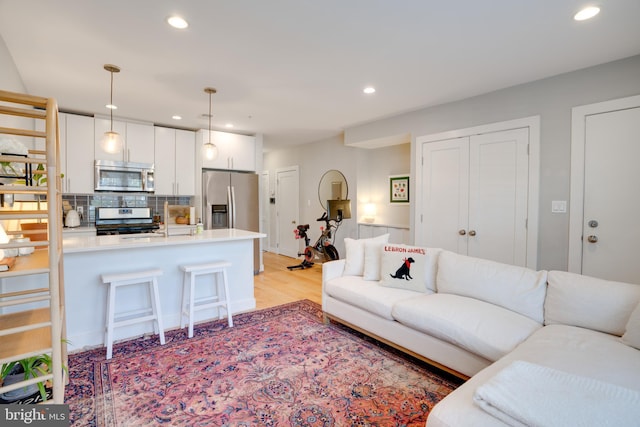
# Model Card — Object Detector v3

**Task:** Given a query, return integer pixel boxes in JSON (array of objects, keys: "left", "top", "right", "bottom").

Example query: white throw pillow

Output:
[
  {"left": 379, "top": 244, "right": 429, "bottom": 292},
  {"left": 363, "top": 238, "right": 386, "bottom": 281},
  {"left": 622, "top": 302, "right": 640, "bottom": 350},
  {"left": 343, "top": 234, "right": 389, "bottom": 276}
]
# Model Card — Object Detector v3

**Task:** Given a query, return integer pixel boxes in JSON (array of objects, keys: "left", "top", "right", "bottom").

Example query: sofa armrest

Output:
[{"left": 322, "top": 259, "right": 346, "bottom": 290}]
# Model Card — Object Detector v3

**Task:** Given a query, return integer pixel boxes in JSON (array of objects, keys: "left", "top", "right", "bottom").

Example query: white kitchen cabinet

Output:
[
  {"left": 65, "top": 114, "right": 95, "bottom": 193},
  {"left": 35, "top": 112, "right": 65, "bottom": 180},
  {"left": 125, "top": 122, "right": 155, "bottom": 163},
  {"left": 154, "top": 126, "right": 195, "bottom": 195},
  {"left": 358, "top": 223, "right": 410, "bottom": 244},
  {"left": 95, "top": 118, "right": 155, "bottom": 164},
  {"left": 175, "top": 129, "right": 196, "bottom": 195},
  {"left": 198, "top": 130, "right": 256, "bottom": 171},
  {"left": 36, "top": 112, "right": 94, "bottom": 193}
]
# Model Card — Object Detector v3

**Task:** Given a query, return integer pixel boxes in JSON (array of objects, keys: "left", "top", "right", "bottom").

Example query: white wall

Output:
[
  {"left": 345, "top": 55, "right": 640, "bottom": 271},
  {"left": 263, "top": 135, "right": 411, "bottom": 258},
  {"left": 356, "top": 143, "right": 411, "bottom": 228},
  {"left": 0, "top": 34, "right": 30, "bottom": 131}
]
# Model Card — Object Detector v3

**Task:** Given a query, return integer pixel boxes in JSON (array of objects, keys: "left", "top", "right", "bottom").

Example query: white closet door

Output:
[
  {"left": 276, "top": 166, "right": 300, "bottom": 258},
  {"left": 582, "top": 106, "right": 640, "bottom": 283},
  {"left": 468, "top": 129, "right": 529, "bottom": 266},
  {"left": 420, "top": 137, "right": 469, "bottom": 253}
]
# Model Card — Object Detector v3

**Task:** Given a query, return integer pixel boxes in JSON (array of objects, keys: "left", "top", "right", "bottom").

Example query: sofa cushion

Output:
[
  {"left": 392, "top": 293, "right": 542, "bottom": 361},
  {"left": 427, "top": 324, "right": 640, "bottom": 427},
  {"left": 324, "top": 275, "right": 422, "bottom": 320},
  {"left": 622, "top": 302, "right": 640, "bottom": 349},
  {"left": 343, "top": 234, "right": 389, "bottom": 276},
  {"left": 545, "top": 270, "right": 640, "bottom": 336},
  {"left": 436, "top": 251, "right": 547, "bottom": 323}
]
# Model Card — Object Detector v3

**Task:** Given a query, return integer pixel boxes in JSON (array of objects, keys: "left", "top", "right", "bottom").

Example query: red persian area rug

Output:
[{"left": 65, "top": 300, "right": 461, "bottom": 426}]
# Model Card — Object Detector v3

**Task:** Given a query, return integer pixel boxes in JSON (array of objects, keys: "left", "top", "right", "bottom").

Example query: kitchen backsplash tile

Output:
[{"left": 62, "top": 194, "right": 194, "bottom": 227}]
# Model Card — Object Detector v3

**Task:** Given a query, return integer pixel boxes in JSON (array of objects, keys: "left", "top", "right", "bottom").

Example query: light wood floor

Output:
[{"left": 254, "top": 251, "right": 323, "bottom": 310}]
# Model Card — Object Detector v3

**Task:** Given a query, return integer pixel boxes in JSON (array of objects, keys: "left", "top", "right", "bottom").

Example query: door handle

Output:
[
  {"left": 588, "top": 220, "right": 599, "bottom": 228},
  {"left": 587, "top": 235, "right": 598, "bottom": 243},
  {"left": 458, "top": 229, "right": 466, "bottom": 235},
  {"left": 468, "top": 230, "right": 477, "bottom": 236}
]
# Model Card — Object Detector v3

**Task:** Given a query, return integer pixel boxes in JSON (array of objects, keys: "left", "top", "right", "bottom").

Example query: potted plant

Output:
[{"left": 0, "top": 354, "right": 52, "bottom": 402}]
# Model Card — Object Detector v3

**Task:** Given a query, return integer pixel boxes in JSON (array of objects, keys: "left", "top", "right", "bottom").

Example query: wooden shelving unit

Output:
[{"left": 0, "top": 90, "right": 66, "bottom": 404}]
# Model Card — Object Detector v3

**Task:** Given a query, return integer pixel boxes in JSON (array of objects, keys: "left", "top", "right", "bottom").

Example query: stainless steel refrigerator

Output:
[{"left": 202, "top": 170, "right": 260, "bottom": 273}]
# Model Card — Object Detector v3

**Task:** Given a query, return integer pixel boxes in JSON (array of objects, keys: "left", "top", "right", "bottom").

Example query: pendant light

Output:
[
  {"left": 202, "top": 87, "right": 218, "bottom": 161},
  {"left": 100, "top": 64, "right": 124, "bottom": 154}
]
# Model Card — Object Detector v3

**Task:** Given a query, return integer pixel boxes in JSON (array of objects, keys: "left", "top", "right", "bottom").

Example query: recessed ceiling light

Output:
[
  {"left": 574, "top": 6, "right": 600, "bottom": 21},
  {"left": 225, "top": 123, "right": 234, "bottom": 128},
  {"left": 105, "top": 104, "right": 117, "bottom": 110},
  {"left": 363, "top": 87, "right": 376, "bottom": 94},
  {"left": 167, "top": 15, "right": 189, "bottom": 29},
  {"left": 172, "top": 115, "right": 182, "bottom": 120}
]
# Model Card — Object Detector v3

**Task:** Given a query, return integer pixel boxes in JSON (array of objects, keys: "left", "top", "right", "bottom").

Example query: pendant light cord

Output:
[
  {"left": 208, "top": 90, "right": 212, "bottom": 143},
  {"left": 110, "top": 70, "right": 114, "bottom": 132}
]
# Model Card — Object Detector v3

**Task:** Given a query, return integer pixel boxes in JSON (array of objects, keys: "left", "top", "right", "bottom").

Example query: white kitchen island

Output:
[{"left": 62, "top": 228, "right": 265, "bottom": 352}]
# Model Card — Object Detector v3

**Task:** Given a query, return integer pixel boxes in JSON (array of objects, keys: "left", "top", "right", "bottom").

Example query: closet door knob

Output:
[
  {"left": 468, "top": 230, "right": 477, "bottom": 236},
  {"left": 458, "top": 229, "right": 466, "bottom": 235}
]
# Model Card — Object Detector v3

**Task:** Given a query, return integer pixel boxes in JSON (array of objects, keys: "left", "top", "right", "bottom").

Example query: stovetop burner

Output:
[{"left": 95, "top": 207, "right": 159, "bottom": 236}]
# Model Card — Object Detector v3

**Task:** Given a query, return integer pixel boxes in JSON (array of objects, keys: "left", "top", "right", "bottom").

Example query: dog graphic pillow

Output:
[{"left": 380, "top": 244, "right": 428, "bottom": 292}]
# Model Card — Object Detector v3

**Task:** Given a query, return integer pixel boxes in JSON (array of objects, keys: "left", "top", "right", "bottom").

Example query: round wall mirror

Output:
[{"left": 318, "top": 169, "right": 348, "bottom": 210}]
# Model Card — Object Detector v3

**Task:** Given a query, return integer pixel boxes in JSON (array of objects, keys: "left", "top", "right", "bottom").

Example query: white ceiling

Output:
[{"left": 1, "top": 1, "right": 639, "bottom": 150}]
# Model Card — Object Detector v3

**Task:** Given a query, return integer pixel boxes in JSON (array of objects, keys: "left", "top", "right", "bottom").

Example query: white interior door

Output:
[
  {"left": 420, "top": 137, "right": 469, "bottom": 253},
  {"left": 581, "top": 106, "right": 640, "bottom": 283},
  {"left": 260, "top": 171, "right": 270, "bottom": 251},
  {"left": 276, "top": 166, "right": 299, "bottom": 258},
  {"left": 468, "top": 128, "right": 529, "bottom": 266}
]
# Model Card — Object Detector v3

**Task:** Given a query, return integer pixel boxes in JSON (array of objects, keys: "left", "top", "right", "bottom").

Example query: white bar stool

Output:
[
  {"left": 101, "top": 268, "right": 165, "bottom": 359},
  {"left": 180, "top": 260, "right": 233, "bottom": 338}
]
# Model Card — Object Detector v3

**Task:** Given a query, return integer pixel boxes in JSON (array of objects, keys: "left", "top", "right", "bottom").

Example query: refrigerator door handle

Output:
[
  {"left": 231, "top": 186, "right": 237, "bottom": 229},
  {"left": 227, "top": 186, "right": 233, "bottom": 228}
]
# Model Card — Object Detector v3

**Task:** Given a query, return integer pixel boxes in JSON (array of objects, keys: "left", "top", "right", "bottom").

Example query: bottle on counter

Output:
[{"left": 196, "top": 218, "right": 203, "bottom": 234}]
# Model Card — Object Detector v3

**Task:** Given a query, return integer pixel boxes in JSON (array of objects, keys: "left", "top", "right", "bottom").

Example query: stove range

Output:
[{"left": 95, "top": 207, "right": 159, "bottom": 235}]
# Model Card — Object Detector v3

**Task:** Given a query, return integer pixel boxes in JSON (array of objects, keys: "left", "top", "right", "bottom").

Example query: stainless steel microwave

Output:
[{"left": 94, "top": 160, "right": 155, "bottom": 192}]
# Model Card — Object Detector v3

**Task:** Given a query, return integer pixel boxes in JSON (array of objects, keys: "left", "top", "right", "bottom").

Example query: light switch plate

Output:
[{"left": 551, "top": 200, "right": 567, "bottom": 213}]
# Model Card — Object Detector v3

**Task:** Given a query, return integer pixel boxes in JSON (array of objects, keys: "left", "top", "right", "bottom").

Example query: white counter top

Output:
[
  {"left": 62, "top": 226, "right": 97, "bottom": 234},
  {"left": 63, "top": 228, "right": 265, "bottom": 254}
]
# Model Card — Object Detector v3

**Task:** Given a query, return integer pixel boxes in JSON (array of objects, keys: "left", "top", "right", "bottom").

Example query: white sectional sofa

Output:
[{"left": 322, "top": 238, "right": 640, "bottom": 426}]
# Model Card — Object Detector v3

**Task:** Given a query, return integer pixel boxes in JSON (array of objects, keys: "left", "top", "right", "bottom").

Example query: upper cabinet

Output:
[
  {"left": 65, "top": 114, "right": 96, "bottom": 193},
  {"left": 94, "top": 118, "right": 155, "bottom": 164},
  {"left": 36, "top": 112, "right": 94, "bottom": 193},
  {"left": 154, "top": 126, "right": 196, "bottom": 196},
  {"left": 175, "top": 129, "right": 196, "bottom": 195},
  {"left": 198, "top": 130, "right": 256, "bottom": 171}
]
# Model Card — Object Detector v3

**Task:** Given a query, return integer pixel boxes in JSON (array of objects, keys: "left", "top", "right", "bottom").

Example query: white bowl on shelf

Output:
[{"left": 12, "top": 237, "right": 34, "bottom": 256}]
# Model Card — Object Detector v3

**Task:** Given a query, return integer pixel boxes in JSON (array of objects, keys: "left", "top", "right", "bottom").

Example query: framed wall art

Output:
[{"left": 389, "top": 175, "right": 409, "bottom": 204}]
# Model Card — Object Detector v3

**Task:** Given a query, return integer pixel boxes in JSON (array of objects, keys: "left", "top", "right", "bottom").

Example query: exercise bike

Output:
[{"left": 287, "top": 212, "right": 340, "bottom": 270}]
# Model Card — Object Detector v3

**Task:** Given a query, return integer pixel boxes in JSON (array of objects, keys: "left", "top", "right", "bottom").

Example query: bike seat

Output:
[{"left": 297, "top": 224, "right": 310, "bottom": 231}]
